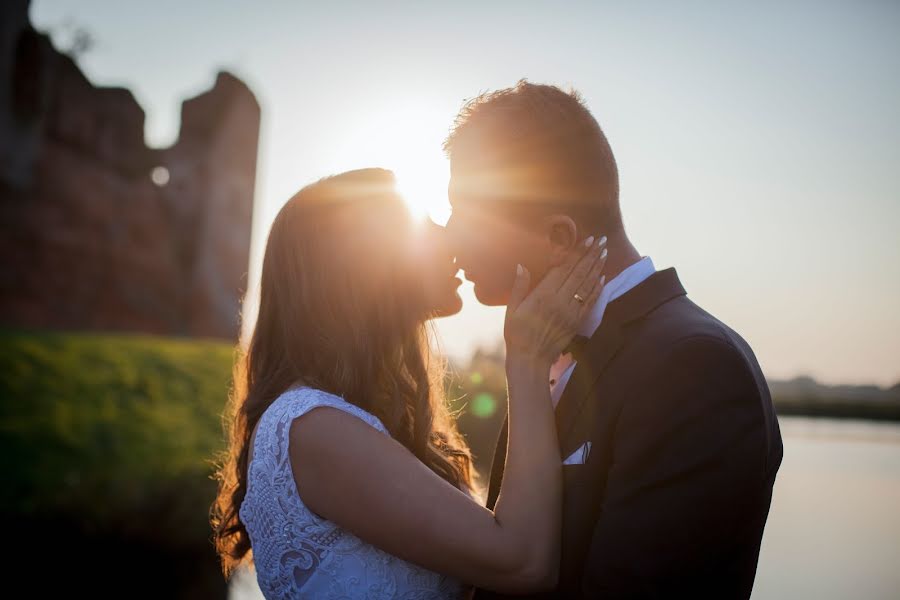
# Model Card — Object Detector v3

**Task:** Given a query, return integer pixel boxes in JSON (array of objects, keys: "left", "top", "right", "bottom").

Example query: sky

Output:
[{"left": 31, "top": 0, "right": 900, "bottom": 386}]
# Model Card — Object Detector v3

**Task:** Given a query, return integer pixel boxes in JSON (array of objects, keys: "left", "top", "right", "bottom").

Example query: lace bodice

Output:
[{"left": 239, "top": 386, "right": 466, "bottom": 599}]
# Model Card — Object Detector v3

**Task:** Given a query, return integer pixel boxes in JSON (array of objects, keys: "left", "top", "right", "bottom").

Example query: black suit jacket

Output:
[{"left": 474, "top": 268, "right": 783, "bottom": 599}]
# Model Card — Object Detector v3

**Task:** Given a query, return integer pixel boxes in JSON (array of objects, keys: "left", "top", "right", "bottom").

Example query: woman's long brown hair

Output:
[{"left": 210, "top": 168, "right": 474, "bottom": 579}]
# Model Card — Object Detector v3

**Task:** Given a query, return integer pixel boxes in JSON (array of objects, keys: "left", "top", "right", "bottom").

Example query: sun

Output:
[
  {"left": 341, "top": 102, "right": 453, "bottom": 225},
  {"left": 385, "top": 107, "right": 452, "bottom": 225},
  {"left": 393, "top": 154, "right": 451, "bottom": 224}
]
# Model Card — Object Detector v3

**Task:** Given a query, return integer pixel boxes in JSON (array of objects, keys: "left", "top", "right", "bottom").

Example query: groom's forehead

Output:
[
  {"left": 448, "top": 163, "right": 551, "bottom": 208},
  {"left": 448, "top": 169, "right": 502, "bottom": 204}
]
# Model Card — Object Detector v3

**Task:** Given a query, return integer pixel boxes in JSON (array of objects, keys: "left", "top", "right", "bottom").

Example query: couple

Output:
[{"left": 212, "top": 81, "right": 783, "bottom": 599}]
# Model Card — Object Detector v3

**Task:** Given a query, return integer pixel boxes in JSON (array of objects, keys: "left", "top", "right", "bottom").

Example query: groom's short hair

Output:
[{"left": 444, "top": 80, "right": 620, "bottom": 233}]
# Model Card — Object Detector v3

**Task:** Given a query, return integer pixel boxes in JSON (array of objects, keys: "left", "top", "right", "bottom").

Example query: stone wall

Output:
[{"left": 0, "top": 0, "right": 259, "bottom": 340}]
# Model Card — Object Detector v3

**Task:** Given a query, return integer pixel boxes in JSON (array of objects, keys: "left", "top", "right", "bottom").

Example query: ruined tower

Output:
[{"left": 0, "top": 0, "right": 259, "bottom": 340}]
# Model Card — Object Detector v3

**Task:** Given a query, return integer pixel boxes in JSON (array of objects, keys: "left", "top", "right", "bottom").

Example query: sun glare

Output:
[
  {"left": 394, "top": 156, "right": 450, "bottom": 224},
  {"left": 339, "top": 102, "right": 453, "bottom": 226}
]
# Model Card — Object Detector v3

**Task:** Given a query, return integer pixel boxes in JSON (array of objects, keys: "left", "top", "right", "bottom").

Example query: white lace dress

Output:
[{"left": 239, "top": 386, "right": 466, "bottom": 599}]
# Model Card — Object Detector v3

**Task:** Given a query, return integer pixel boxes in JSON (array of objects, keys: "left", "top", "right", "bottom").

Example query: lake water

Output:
[
  {"left": 752, "top": 417, "right": 900, "bottom": 599},
  {"left": 231, "top": 416, "right": 900, "bottom": 599}
]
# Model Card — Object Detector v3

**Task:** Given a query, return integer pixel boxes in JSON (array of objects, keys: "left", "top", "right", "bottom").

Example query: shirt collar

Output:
[{"left": 578, "top": 256, "right": 656, "bottom": 338}]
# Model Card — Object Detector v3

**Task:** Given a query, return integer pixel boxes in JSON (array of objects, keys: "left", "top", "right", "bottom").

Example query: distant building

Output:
[{"left": 0, "top": 0, "right": 259, "bottom": 340}]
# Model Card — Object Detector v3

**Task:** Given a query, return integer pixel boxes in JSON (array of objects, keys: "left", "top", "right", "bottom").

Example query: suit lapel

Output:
[
  {"left": 484, "top": 268, "right": 688, "bottom": 508},
  {"left": 555, "top": 267, "right": 688, "bottom": 456},
  {"left": 554, "top": 319, "right": 626, "bottom": 459}
]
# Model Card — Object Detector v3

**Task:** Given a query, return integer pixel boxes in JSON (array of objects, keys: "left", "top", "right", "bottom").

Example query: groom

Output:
[{"left": 445, "top": 81, "right": 783, "bottom": 599}]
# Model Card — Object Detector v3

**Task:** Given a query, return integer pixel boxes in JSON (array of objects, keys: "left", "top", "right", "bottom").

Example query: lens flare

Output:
[{"left": 472, "top": 392, "right": 497, "bottom": 418}]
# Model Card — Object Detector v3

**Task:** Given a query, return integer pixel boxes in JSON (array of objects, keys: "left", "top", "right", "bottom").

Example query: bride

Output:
[{"left": 211, "top": 168, "right": 608, "bottom": 598}]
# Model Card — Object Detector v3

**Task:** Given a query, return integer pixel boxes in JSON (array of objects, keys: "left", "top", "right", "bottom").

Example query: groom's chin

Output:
[{"left": 472, "top": 283, "right": 509, "bottom": 307}]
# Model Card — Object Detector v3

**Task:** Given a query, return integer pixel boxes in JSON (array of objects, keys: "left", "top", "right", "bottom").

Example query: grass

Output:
[{"left": 0, "top": 328, "right": 236, "bottom": 546}]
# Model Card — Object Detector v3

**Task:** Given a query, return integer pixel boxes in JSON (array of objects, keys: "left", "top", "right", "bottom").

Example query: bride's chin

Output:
[{"left": 429, "top": 292, "right": 463, "bottom": 319}]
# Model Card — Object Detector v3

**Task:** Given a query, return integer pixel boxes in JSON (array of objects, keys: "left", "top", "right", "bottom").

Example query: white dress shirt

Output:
[{"left": 550, "top": 256, "right": 657, "bottom": 409}]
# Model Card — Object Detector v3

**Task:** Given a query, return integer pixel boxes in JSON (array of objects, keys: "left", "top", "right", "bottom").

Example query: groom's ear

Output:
[{"left": 545, "top": 214, "right": 578, "bottom": 266}]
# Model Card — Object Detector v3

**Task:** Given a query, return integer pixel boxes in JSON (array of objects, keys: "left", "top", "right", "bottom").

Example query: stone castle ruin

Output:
[{"left": 0, "top": 0, "right": 259, "bottom": 340}]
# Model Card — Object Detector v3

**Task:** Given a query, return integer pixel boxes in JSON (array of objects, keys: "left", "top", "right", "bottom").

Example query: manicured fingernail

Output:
[
  {"left": 600, "top": 275, "right": 606, "bottom": 285},
  {"left": 600, "top": 248, "right": 608, "bottom": 259},
  {"left": 583, "top": 236, "right": 595, "bottom": 247},
  {"left": 598, "top": 235, "right": 608, "bottom": 247},
  {"left": 517, "top": 264, "right": 523, "bottom": 276}
]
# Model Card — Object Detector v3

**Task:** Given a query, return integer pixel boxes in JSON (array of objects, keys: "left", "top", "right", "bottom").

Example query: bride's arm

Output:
[{"left": 289, "top": 237, "right": 608, "bottom": 593}]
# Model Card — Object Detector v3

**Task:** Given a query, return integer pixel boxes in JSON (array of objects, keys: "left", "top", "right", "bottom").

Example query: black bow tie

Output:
[{"left": 562, "top": 334, "right": 590, "bottom": 359}]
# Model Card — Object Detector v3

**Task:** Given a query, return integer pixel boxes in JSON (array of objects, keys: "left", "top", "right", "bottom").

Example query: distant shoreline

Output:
[
  {"left": 774, "top": 399, "right": 900, "bottom": 423},
  {"left": 769, "top": 376, "right": 900, "bottom": 423}
]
